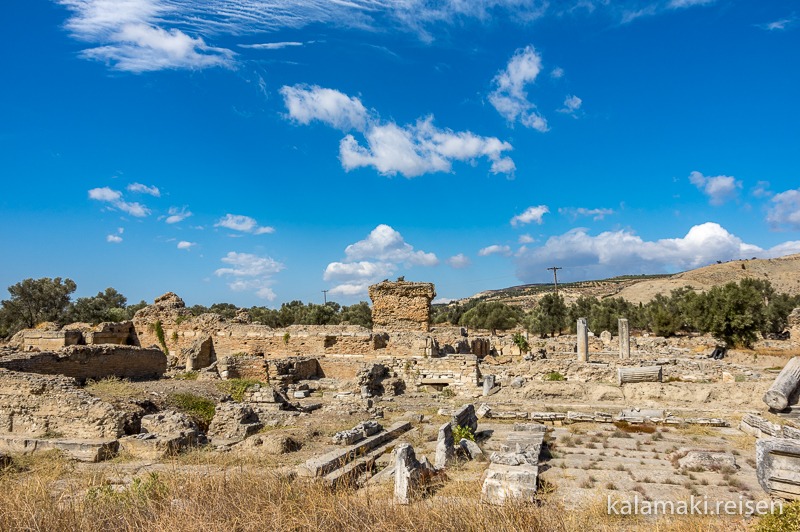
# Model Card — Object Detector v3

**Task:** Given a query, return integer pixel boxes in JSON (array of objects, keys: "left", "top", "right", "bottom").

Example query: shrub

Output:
[
  {"left": 169, "top": 393, "right": 215, "bottom": 429},
  {"left": 544, "top": 371, "right": 565, "bottom": 381},
  {"left": 452, "top": 424, "right": 475, "bottom": 442},
  {"left": 217, "top": 379, "right": 263, "bottom": 402}
]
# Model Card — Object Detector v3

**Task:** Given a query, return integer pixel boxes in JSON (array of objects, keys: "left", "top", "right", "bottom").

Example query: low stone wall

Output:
[
  {"left": 0, "top": 345, "right": 166, "bottom": 382},
  {"left": 0, "top": 368, "right": 126, "bottom": 439},
  {"left": 20, "top": 330, "right": 82, "bottom": 351}
]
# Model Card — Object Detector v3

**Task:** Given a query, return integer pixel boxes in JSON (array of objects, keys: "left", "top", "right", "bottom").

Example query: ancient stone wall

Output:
[
  {"left": 0, "top": 345, "right": 166, "bottom": 382},
  {"left": 0, "top": 368, "right": 126, "bottom": 439},
  {"left": 20, "top": 330, "right": 82, "bottom": 351},
  {"left": 369, "top": 280, "right": 435, "bottom": 332}
]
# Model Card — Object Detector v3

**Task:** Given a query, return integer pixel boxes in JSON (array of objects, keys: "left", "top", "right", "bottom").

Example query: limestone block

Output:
[
  {"left": 757, "top": 438, "right": 800, "bottom": 500},
  {"left": 434, "top": 422, "right": 455, "bottom": 469},
  {"left": 208, "top": 402, "right": 263, "bottom": 445}
]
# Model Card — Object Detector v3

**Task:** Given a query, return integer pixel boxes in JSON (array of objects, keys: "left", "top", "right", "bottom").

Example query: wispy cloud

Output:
[
  {"left": 557, "top": 94, "right": 583, "bottom": 116},
  {"left": 127, "top": 182, "right": 160, "bottom": 196},
  {"left": 757, "top": 16, "right": 796, "bottom": 31},
  {"left": 558, "top": 207, "right": 615, "bottom": 221},
  {"left": 88, "top": 186, "right": 151, "bottom": 217},
  {"left": 511, "top": 205, "right": 549, "bottom": 226},
  {"left": 165, "top": 206, "right": 193, "bottom": 224},
  {"left": 215, "top": 251, "right": 285, "bottom": 300},
  {"left": 447, "top": 253, "right": 471, "bottom": 269},
  {"left": 177, "top": 241, "right": 196, "bottom": 250},
  {"left": 767, "top": 188, "right": 800, "bottom": 230},
  {"left": 57, "top": 0, "right": 235, "bottom": 72},
  {"left": 239, "top": 41, "right": 304, "bottom": 50},
  {"left": 479, "top": 244, "right": 512, "bottom": 256},
  {"left": 489, "top": 45, "right": 548, "bottom": 132},
  {"left": 281, "top": 84, "right": 515, "bottom": 178},
  {"left": 323, "top": 224, "right": 438, "bottom": 296},
  {"left": 106, "top": 227, "right": 124, "bottom": 243},
  {"left": 215, "top": 213, "right": 274, "bottom": 235},
  {"left": 688, "top": 171, "right": 741, "bottom": 205}
]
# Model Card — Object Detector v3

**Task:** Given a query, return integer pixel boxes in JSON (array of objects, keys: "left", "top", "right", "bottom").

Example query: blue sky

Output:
[{"left": 1, "top": 0, "right": 798, "bottom": 307}]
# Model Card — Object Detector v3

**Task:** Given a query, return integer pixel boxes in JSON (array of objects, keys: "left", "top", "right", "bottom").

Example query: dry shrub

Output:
[
  {"left": 613, "top": 421, "right": 656, "bottom": 434},
  {"left": 84, "top": 377, "right": 144, "bottom": 401}
]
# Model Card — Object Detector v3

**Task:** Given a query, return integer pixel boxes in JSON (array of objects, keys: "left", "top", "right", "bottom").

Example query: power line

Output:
[
  {"left": 321, "top": 290, "right": 329, "bottom": 304},
  {"left": 546, "top": 266, "right": 562, "bottom": 295}
]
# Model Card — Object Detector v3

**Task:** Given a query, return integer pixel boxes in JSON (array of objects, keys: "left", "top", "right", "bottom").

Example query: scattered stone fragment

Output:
[{"left": 434, "top": 422, "right": 455, "bottom": 469}]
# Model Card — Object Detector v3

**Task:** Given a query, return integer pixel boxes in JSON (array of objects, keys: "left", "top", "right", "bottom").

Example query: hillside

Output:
[{"left": 461, "top": 253, "right": 800, "bottom": 309}]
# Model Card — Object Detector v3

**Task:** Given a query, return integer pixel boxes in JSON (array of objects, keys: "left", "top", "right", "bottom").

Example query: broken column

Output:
[
  {"left": 756, "top": 438, "right": 800, "bottom": 500},
  {"left": 577, "top": 318, "right": 588, "bottom": 362},
  {"left": 434, "top": 422, "right": 455, "bottom": 469},
  {"left": 618, "top": 318, "right": 630, "bottom": 359},
  {"left": 617, "top": 366, "right": 662, "bottom": 385},
  {"left": 763, "top": 357, "right": 800, "bottom": 411},
  {"left": 483, "top": 375, "right": 496, "bottom": 397},
  {"left": 394, "top": 443, "right": 437, "bottom": 504}
]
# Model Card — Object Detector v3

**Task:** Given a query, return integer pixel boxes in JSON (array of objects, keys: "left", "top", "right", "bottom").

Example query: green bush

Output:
[
  {"left": 544, "top": 371, "right": 565, "bottom": 381},
  {"left": 217, "top": 379, "right": 263, "bottom": 402},
  {"left": 453, "top": 424, "right": 475, "bottom": 442},
  {"left": 754, "top": 501, "right": 800, "bottom": 532},
  {"left": 152, "top": 320, "right": 168, "bottom": 354},
  {"left": 169, "top": 393, "right": 215, "bottom": 429}
]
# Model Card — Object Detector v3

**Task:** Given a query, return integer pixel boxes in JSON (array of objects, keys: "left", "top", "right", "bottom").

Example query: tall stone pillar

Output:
[
  {"left": 618, "top": 318, "right": 630, "bottom": 359},
  {"left": 577, "top": 318, "right": 588, "bottom": 362}
]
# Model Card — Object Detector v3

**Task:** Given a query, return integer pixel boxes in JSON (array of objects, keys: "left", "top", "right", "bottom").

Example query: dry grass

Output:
[
  {"left": 0, "top": 451, "right": 761, "bottom": 532},
  {"left": 84, "top": 377, "right": 146, "bottom": 401}
]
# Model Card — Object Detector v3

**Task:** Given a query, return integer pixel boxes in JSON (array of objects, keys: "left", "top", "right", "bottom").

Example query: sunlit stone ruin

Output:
[{"left": 1, "top": 277, "right": 800, "bottom": 517}]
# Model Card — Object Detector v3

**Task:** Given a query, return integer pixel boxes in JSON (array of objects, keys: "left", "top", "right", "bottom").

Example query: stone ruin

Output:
[{"left": 368, "top": 279, "right": 436, "bottom": 332}]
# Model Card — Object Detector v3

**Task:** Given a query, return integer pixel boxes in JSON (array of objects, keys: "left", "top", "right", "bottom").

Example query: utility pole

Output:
[
  {"left": 546, "top": 266, "right": 562, "bottom": 295},
  {"left": 322, "top": 290, "right": 329, "bottom": 304}
]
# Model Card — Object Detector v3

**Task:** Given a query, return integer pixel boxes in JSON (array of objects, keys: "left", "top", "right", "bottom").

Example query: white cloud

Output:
[
  {"left": 280, "top": 84, "right": 369, "bottom": 132},
  {"left": 177, "top": 241, "right": 196, "bottom": 250},
  {"left": 518, "top": 234, "right": 535, "bottom": 244},
  {"left": 215, "top": 213, "right": 274, "bottom": 235},
  {"left": 479, "top": 244, "right": 512, "bottom": 256},
  {"left": 550, "top": 67, "right": 564, "bottom": 79},
  {"left": 282, "top": 85, "right": 515, "bottom": 178},
  {"left": 558, "top": 207, "right": 615, "bottom": 221},
  {"left": 688, "top": 171, "right": 741, "bottom": 205},
  {"left": 239, "top": 41, "right": 304, "bottom": 50},
  {"left": 757, "top": 17, "right": 796, "bottom": 31},
  {"left": 515, "top": 222, "right": 800, "bottom": 282},
  {"left": 752, "top": 181, "right": 772, "bottom": 199},
  {"left": 106, "top": 234, "right": 123, "bottom": 243},
  {"left": 447, "top": 253, "right": 471, "bottom": 269},
  {"left": 343, "top": 224, "right": 438, "bottom": 265},
  {"left": 511, "top": 205, "right": 549, "bottom": 226},
  {"left": 127, "top": 182, "right": 160, "bottom": 196},
  {"left": 767, "top": 189, "right": 800, "bottom": 230},
  {"left": 433, "top": 297, "right": 456, "bottom": 304},
  {"left": 558, "top": 94, "right": 582, "bottom": 115},
  {"left": 88, "top": 187, "right": 121, "bottom": 202},
  {"left": 668, "top": 0, "right": 715, "bottom": 8},
  {"left": 214, "top": 251, "right": 285, "bottom": 300},
  {"left": 58, "top": 0, "right": 236, "bottom": 72},
  {"left": 165, "top": 206, "right": 193, "bottom": 224},
  {"left": 489, "top": 45, "right": 549, "bottom": 132},
  {"left": 323, "top": 224, "right": 438, "bottom": 296},
  {"left": 88, "top": 186, "right": 151, "bottom": 217}
]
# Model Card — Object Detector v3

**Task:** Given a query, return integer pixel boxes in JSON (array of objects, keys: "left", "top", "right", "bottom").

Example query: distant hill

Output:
[{"left": 457, "top": 254, "right": 800, "bottom": 310}]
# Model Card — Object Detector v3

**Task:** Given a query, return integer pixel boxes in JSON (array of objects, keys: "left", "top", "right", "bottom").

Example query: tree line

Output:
[
  {"left": 433, "top": 278, "right": 800, "bottom": 347},
  {"left": 0, "top": 277, "right": 372, "bottom": 338}
]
